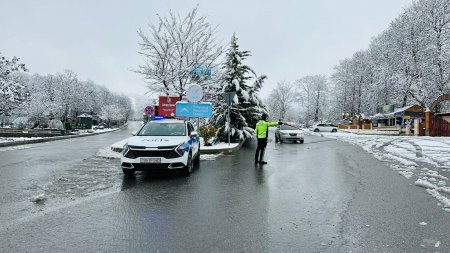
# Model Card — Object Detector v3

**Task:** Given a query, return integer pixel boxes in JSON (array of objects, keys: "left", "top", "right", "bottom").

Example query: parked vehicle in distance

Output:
[
  {"left": 121, "top": 118, "right": 200, "bottom": 175},
  {"left": 275, "top": 124, "right": 304, "bottom": 144},
  {"left": 311, "top": 123, "right": 338, "bottom": 132}
]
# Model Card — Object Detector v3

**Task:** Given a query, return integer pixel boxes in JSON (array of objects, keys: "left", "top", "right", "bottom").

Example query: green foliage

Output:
[
  {"left": 64, "top": 122, "right": 72, "bottom": 130},
  {"left": 199, "top": 125, "right": 216, "bottom": 146}
]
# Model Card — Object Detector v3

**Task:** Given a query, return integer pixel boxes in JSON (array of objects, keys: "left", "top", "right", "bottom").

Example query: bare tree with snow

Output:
[
  {"left": 296, "top": 75, "right": 328, "bottom": 123},
  {"left": 137, "top": 6, "right": 223, "bottom": 99},
  {"left": 0, "top": 52, "right": 27, "bottom": 120},
  {"left": 266, "top": 81, "right": 297, "bottom": 121}
]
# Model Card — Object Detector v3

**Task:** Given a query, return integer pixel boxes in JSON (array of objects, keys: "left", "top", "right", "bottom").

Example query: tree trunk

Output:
[{"left": 314, "top": 89, "right": 320, "bottom": 121}]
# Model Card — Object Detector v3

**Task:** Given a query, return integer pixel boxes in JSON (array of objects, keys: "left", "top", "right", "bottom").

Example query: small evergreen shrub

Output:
[{"left": 199, "top": 125, "right": 216, "bottom": 146}]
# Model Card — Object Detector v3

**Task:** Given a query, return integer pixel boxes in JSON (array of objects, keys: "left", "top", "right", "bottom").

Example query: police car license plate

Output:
[{"left": 140, "top": 158, "right": 161, "bottom": 163}]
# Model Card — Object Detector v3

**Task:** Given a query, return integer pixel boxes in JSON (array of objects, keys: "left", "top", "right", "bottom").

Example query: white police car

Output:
[{"left": 121, "top": 118, "right": 200, "bottom": 175}]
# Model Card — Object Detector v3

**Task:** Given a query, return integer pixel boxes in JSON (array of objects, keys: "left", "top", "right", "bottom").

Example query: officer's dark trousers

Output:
[{"left": 255, "top": 138, "right": 267, "bottom": 163}]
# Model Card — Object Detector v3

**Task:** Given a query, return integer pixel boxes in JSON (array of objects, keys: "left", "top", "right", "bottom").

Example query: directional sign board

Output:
[
  {"left": 176, "top": 102, "right": 212, "bottom": 118},
  {"left": 144, "top": 106, "right": 154, "bottom": 116},
  {"left": 192, "top": 68, "right": 212, "bottom": 77},
  {"left": 223, "top": 92, "right": 236, "bottom": 106}
]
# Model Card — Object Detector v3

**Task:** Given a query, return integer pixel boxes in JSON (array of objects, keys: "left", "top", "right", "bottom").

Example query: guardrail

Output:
[{"left": 0, "top": 128, "right": 66, "bottom": 137}]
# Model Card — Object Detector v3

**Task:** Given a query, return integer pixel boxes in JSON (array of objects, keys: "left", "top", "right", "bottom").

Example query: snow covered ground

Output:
[
  {"left": 308, "top": 130, "right": 450, "bottom": 213},
  {"left": 0, "top": 128, "right": 117, "bottom": 144},
  {"left": 0, "top": 136, "right": 43, "bottom": 144}
]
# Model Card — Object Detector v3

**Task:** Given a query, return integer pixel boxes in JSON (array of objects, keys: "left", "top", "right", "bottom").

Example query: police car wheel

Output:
[
  {"left": 122, "top": 168, "right": 135, "bottom": 176},
  {"left": 194, "top": 146, "right": 200, "bottom": 164},
  {"left": 184, "top": 153, "right": 193, "bottom": 175}
]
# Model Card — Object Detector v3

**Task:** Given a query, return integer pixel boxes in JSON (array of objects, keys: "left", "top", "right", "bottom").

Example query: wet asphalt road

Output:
[{"left": 0, "top": 123, "right": 449, "bottom": 252}]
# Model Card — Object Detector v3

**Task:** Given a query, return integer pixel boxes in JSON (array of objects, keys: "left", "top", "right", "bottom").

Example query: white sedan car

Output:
[
  {"left": 311, "top": 123, "right": 338, "bottom": 132},
  {"left": 275, "top": 125, "right": 304, "bottom": 144},
  {"left": 121, "top": 119, "right": 200, "bottom": 175}
]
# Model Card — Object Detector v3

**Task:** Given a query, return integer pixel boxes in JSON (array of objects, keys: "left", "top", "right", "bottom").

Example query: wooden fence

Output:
[
  {"left": 338, "top": 124, "right": 373, "bottom": 130},
  {"left": 430, "top": 117, "right": 450, "bottom": 136}
]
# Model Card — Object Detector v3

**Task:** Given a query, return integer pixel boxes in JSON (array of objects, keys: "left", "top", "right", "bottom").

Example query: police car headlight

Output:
[
  {"left": 175, "top": 143, "right": 186, "bottom": 156},
  {"left": 122, "top": 143, "right": 130, "bottom": 155}
]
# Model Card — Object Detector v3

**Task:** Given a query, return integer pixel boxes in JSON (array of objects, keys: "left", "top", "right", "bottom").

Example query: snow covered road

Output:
[{"left": 311, "top": 131, "right": 450, "bottom": 213}]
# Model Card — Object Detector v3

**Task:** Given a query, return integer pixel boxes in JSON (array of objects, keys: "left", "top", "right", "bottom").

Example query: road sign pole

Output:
[{"left": 227, "top": 105, "right": 230, "bottom": 146}]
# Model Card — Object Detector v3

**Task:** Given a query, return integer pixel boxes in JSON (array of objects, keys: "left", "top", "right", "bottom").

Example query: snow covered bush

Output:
[
  {"left": 48, "top": 119, "right": 64, "bottom": 130},
  {"left": 12, "top": 117, "right": 29, "bottom": 129}
]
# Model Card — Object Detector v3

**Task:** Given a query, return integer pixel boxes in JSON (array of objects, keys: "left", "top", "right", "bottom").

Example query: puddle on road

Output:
[
  {"left": 0, "top": 155, "right": 124, "bottom": 229},
  {"left": 16, "top": 147, "right": 223, "bottom": 224},
  {"left": 25, "top": 156, "right": 123, "bottom": 208}
]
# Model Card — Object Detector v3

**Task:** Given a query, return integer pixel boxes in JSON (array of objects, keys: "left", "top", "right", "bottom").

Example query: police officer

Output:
[{"left": 255, "top": 113, "right": 283, "bottom": 164}]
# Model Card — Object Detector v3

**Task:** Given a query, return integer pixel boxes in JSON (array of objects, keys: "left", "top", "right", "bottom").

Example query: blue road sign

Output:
[
  {"left": 192, "top": 68, "right": 212, "bottom": 77},
  {"left": 176, "top": 102, "right": 212, "bottom": 118}
]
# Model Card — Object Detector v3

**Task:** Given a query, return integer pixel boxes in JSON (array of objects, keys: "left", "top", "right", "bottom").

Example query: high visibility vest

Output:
[{"left": 255, "top": 120, "right": 279, "bottom": 139}]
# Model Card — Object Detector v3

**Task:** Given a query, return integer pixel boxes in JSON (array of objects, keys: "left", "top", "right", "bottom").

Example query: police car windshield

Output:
[
  {"left": 280, "top": 125, "right": 297, "bottom": 130},
  {"left": 138, "top": 122, "right": 186, "bottom": 136}
]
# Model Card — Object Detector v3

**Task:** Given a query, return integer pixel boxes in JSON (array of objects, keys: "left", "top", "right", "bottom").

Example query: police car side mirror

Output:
[
  {"left": 131, "top": 131, "right": 137, "bottom": 136},
  {"left": 190, "top": 131, "right": 198, "bottom": 137}
]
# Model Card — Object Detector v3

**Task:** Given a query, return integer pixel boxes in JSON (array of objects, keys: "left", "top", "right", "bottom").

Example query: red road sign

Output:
[
  {"left": 158, "top": 96, "right": 180, "bottom": 117},
  {"left": 144, "top": 106, "right": 154, "bottom": 116}
]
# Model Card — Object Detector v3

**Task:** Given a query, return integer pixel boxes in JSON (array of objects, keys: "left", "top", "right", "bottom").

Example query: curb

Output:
[
  {"left": 200, "top": 141, "right": 244, "bottom": 154},
  {"left": 0, "top": 125, "right": 127, "bottom": 148}
]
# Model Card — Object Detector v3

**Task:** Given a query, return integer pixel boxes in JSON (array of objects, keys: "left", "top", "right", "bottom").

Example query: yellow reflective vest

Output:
[{"left": 255, "top": 120, "right": 279, "bottom": 139}]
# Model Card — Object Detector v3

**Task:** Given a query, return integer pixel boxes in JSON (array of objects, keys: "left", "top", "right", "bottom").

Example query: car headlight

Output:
[
  {"left": 122, "top": 143, "right": 130, "bottom": 155},
  {"left": 175, "top": 142, "right": 187, "bottom": 156}
]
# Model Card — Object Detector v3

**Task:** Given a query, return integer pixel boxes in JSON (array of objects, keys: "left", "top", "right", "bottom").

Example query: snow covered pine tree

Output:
[{"left": 210, "top": 34, "right": 268, "bottom": 143}]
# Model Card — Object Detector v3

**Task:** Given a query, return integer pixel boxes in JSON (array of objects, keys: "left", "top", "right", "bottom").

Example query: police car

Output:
[{"left": 121, "top": 118, "right": 200, "bottom": 175}]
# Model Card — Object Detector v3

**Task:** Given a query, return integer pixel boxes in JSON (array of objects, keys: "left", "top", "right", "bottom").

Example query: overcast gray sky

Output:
[{"left": 1, "top": 0, "right": 413, "bottom": 98}]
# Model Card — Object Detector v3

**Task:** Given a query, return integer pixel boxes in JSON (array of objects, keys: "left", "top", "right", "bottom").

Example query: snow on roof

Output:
[
  {"left": 384, "top": 105, "right": 423, "bottom": 117},
  {"left": 77, "top": 113, "right": 92, "bottom": 118},
  {"left": 370, "top": 113, "right": 385, "bottom": 119},
  {"left": 394, "top": 105, "right": 415, "bottom": 113},
  {"left": 352, "top": 114, "right": 370, "bottom": 119}
]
